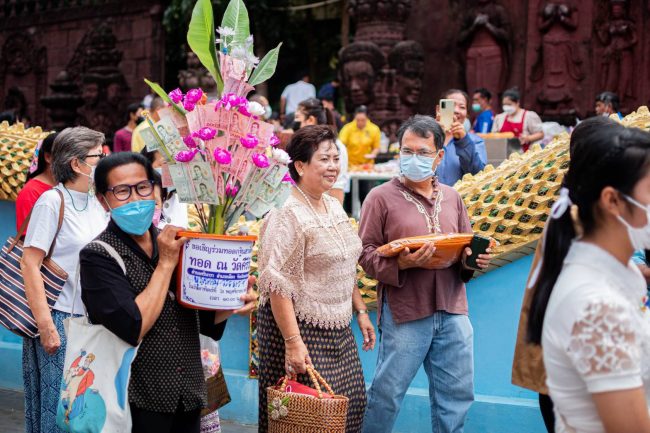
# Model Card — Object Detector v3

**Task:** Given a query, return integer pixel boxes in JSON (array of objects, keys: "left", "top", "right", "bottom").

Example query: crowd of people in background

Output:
[{"left": 9, "top": 64, "right": 644, "bottom": 433}]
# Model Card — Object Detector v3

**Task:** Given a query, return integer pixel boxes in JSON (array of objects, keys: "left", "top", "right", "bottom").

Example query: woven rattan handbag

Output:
[
  {"left": 267, "top": 366, "right": 348, "bottom": 433},
  {"left": 0, "top": 189, "right": 66, "bottom": 338}
]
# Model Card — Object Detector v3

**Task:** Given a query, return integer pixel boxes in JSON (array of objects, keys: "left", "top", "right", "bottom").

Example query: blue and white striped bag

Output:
[{"left": 0, "top": 189, "right": 66, "bottom": 338}]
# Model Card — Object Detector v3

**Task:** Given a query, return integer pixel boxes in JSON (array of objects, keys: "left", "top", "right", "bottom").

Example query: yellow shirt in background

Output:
[
  {"left": 130, "top": 121, "right": 149, "bottom": 153},
  {"left": 338, "top": 120, "right": 381, "bottom": 166}
]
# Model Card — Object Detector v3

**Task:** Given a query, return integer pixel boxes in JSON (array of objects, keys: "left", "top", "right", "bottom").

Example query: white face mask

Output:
[
  {"left": 503, "top": 105, "right": 516, "bottom": 115},
  {"left": 617, "top": 194, "right": 650, "bottom": 250}
]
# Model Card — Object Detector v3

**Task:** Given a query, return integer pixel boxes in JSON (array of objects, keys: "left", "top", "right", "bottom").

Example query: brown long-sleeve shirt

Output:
[{"left": 359, "top": 178, "right": 474, "bottom": 324}]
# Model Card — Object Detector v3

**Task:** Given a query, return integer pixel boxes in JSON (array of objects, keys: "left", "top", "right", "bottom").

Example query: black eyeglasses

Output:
[
  {"left": 107, "top": 180, "right": 155, "bottom": 201},
  {"left": 85, "top": 153, "right": 106, "bottom": 160},
  {"left": 400, "top": 148, "right": 437, "bottom": 157}
]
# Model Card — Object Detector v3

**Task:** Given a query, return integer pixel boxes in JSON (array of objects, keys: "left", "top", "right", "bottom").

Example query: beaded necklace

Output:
[
  {"left": 62, "top": 185, "right": 89, "bottom": 212},
  {"left": 294, "top": 186, "right": 347, "bottom": 259}
]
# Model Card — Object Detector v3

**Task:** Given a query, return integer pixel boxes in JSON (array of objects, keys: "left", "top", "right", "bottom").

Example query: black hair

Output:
[
  {"left": 286, "top": 125, "right": 337, "bottom": 182},
  {"left": 527, "top": 123, "right": 650, "bottom": 344},
  {"left": 397, "top": 115, "right": 445, "bottom": 151},
  {"left": 595, "top": 91, "right": 620, "bottom": 113},
  {"left": 28, "top": 132, "right": 58, "bottom": 180},
  {"left": 151, "top": 168, "right": 162, "bottom": 186},
  {"left": 298, "top": 98, "right": 337, "bottom": 132},
  {"left": 442, "top": 89, "right": 470, "bottom": 106},
  {"left": 139, "top": 147, "right": 159, "bottom": 165},
  {"left": 503, "top": 87, "right": 521, "bottom": 103},
  {"left": 94, "top": 152, "right": 155, "bottom": 195},
  {"left": 125, "top": 103, "right": 144, "bottom": 123},
  {"left": 474, "top": 88, "right": 492, "bottom": 101},
  {"left": 354, "top": 105, "right": 368, "bottom": 116}
]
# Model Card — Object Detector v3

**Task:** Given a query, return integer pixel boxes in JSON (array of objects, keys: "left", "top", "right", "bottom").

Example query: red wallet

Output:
[{"left": 278, "top": 378, "right": 332, "bottom": 399}]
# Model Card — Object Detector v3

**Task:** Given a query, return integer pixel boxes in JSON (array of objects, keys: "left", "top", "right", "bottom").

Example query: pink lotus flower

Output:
[
  {"left": 183, "top": 99, "right": 196, "bottom": 112},
  {"left": 213, "top": 147, "right": 232, "bottom": 165},
  {"left": 282, "top": 172, "right": 295, "bottom": 184},
  {"left": 269, "top": 134, "right": 280, "bottom": 147},
  {"left": 183, "top": 135, "right": 197, "bottom": 148},
  {"left": 194, "top": 127, "right": 217, "bottom": 141},
  {"left": 251, "top": 152, "right": 270, "bottom": 168},
  {"left": 238, "top": 104, "right": 251, "bottom": 117},
  {"left": 174, "top": 149, "right": 199, "bottom": 162},
  {"left": 240, "top": 133, "right": 259, "bottom": 149},
  {"left": 185, "top": 88, "right": 204, "bottom": 104},
  {"left": 215, "top": 93, "right": 248, "bottom": 111},
  {"left": 225, "top": 183, "right": 239, "bottom": 197},
  {"left": 169, "top": 88, "right": 184, "bottom": 104}
]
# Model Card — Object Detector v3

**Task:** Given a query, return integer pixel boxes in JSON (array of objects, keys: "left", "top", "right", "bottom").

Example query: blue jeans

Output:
[{"left": 363, "top": 302, "right": 474, "bottom": 433}]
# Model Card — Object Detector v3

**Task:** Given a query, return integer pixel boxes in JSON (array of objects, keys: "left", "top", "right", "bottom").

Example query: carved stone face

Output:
[
  {"left": 395, "top": 59, "right": 424, "bottom": 107},
  {"left": 82, "top": 83, "right": 99, "bottom": 105},
  {"left": 342, "top": 60, "right": 375, "bottom": 107},
  {"left": 611, "top": 4, "right": 624, "bottom": 19}
]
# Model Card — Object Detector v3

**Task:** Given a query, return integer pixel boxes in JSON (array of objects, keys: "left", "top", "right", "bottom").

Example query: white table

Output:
[{"left": 349, "top": 172, "right": 397, "bottom": 219}]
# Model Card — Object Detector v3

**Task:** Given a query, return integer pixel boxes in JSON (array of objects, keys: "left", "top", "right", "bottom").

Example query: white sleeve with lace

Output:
[
  {"left": 567, "top": 300, "right": 643, "bottom": 394},
  {"left": 257, "top": 208, "right": 305, "bottom": 301}
]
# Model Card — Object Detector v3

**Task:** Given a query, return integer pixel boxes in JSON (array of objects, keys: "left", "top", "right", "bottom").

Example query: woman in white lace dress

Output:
[
  {"left": 257, "top": 126, "right": 376, "bottom": 432},
  {"left": 528, "top": 122, "right": 650, "bottom": 433}
]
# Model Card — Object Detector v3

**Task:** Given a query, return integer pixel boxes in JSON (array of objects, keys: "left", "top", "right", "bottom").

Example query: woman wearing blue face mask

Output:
[
  {"left": 79, "top": 152, "right": 257, "bottom": 433},
  {"left": 358, "top": 115, "right": 492, "bottom": 433},
  {"left": 21, "top": 127, "right": 109, "bottom": 433}
]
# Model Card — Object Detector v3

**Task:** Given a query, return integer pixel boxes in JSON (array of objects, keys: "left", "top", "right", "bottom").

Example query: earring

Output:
[{"left": 299, "top": 171, "right": 304, "bottom": 176}]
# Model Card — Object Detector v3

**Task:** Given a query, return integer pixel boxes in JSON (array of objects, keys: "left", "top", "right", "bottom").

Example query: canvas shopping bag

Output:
[{"left": 56, "top": 240, "right": 138, "bottom": 433}]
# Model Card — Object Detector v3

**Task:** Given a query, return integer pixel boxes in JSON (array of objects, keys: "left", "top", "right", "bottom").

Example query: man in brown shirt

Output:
[{"left": 359, "top": 115, "right": 491, "bottom": 433}]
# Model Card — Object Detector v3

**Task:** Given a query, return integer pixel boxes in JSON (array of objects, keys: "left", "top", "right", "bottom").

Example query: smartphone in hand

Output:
[
  {"left": 439, "top": 99, "right": 455, "bottom": 131},
  {"left": 465, "top": 235, "right": 491, "bottom": 270}
]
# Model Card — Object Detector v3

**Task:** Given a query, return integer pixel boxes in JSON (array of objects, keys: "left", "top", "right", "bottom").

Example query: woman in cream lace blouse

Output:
[{"left": 257, "top": 125, "right": 375, "bottom": 433}]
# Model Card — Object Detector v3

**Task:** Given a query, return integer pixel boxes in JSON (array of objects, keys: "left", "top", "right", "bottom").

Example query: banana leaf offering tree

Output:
[
  {"left": 143, "top": 0, "right": 288, "bottom": 235},
  {"left": 141, "top": 0, "right": 287, "bottom": 310}
]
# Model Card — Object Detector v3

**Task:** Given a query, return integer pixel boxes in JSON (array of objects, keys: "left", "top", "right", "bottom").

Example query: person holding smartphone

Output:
[{"left": 435, "top": 89, "right": 487, "bottom": 186}]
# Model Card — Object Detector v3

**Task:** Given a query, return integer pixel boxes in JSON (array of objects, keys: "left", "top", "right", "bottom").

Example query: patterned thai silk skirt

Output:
[{"left": 257, "top": 302, "right": 367, "bottom": 433}]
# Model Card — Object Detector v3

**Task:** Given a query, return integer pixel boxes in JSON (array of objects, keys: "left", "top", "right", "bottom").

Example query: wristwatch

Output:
[{"left": 355, "top": 309, "right": 369, "bottom": 316}]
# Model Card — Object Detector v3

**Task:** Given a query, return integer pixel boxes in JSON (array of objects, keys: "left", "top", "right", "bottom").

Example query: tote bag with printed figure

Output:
[{"left": 56, "top": 240, "right": 138, "bottom": 433}]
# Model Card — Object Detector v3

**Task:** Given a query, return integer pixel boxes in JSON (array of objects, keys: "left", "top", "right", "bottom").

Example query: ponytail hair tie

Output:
[
  {"left": 550, "top": 187, "right": 572, "bottom": 219},
  {"left": 570, "top": 204, "right": 584, "bottom": 238}
]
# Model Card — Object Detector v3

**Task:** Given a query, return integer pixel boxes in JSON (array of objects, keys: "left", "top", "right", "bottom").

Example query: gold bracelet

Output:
[
  {"left": 284, "top": 334, "right": 301, "bottom": 343},
  {"left": 355, "top": 309, "right": 369, "bottom": 316}
]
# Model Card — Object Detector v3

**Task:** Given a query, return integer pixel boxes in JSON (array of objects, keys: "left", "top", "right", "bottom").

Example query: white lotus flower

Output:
[
  {"left": 279, "top": 406, "right": 289, "bottom": 417},
  {"left": 271, "top": 409, "right": 280, "bottom": 420},
  {"left": 217, "top": 26, "right": 235, "bottom": 37},
  {"left": 272, "top": 148, "right": 291, "bottom": 164},
  {"left": 248, "top": 101, "right": 265, "bottom": 117},
  {"left": 272, "top": 398, "right": 282, "bottom": 408},
  {"left": 230, "top": 46, "right": 260, "bottom": 69}
]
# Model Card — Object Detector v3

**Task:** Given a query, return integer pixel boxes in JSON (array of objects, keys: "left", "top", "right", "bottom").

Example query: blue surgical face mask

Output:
[
  {"left": 107, "top": 199, "right": 156, "bottom": 235},
  {"left": 400, "top": 153, "right": 438, "bottom": 182}
]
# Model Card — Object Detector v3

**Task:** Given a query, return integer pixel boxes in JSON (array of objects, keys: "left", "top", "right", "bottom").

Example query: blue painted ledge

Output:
[{"left": 0, "top": 199, "right": 545, "bottom": 432}]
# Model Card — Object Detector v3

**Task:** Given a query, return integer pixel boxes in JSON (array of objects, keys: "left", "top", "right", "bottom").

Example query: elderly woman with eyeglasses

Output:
[
  {"left": 78, "top": 152, "right": 257, "bottom": 433},
  {"left": 21, "top": 126, "right": 109, "bottom": 433}
]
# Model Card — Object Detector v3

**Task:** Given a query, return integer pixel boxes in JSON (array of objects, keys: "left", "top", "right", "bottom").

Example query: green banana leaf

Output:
[
  {"left": 220, "top": 0, "right": 250, "bottom": 49},
  {"left": 143, "top": 78, "right": 187, "bottom": 116},
  {"left": 187, "top": 0, "right": 224, "bottom": 93},
  {"left": 248, "top": 42, "right": 282, "bottom": 87}
]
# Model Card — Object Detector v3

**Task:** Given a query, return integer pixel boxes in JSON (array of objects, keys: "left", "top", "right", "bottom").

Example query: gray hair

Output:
[
  {"left": 51, "top": 127, "right": 105, "bottom": 184},
  {"left": 397, "top": 115, "right": 445, "bottom": 151}
]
